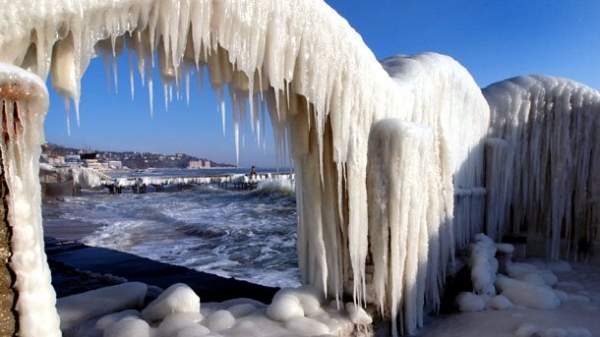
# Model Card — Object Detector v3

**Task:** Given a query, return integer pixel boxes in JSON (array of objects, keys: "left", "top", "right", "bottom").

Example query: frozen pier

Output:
[{"left": 103, "top": 172, "right": 295, "bottom": 194}]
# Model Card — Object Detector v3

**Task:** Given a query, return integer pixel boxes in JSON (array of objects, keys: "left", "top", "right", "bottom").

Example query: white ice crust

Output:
[{"left": 484, "top": 75, "right": 600, "bottom": 259}]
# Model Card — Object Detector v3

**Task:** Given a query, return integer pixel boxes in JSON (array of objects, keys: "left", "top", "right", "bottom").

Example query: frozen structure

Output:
[
  {"left": 1, "top": 1, "right": 572, "bottom": 337},
  {"left": 484, "top": 76, "right": 600, "bottom": 260}
]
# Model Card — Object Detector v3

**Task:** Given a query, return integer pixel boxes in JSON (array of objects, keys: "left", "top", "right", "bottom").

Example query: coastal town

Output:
[{"left": 41, "top": 143, "right": 235, "bottom": 171}]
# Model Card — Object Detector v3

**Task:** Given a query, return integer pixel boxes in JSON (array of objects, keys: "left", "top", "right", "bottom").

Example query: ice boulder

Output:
[
  {"left": 456, "top": 292, "right": 486, "bottom": 312},
  {"left": 496, "top": 276, "right": 560, "bottom": 309},
  {"left": 275, "top": 287, "right": 323, "bottom": 317},
  {"left": 345, "top": 303, "right": 372, "bottom": 325},
  {"left": 157, "top": 313, "right": 204, "bottom": 336},
  {"left": 469, "top": 234, "right": 499, "bottom": 296},
  {"left": 227, "top": 303, "right": 257, "bottom": 318},
  {"left": 285, "top": 316, "right": 330, "bottom": 336},
  {"left": 540, "top": 328, "right": 568, "bottom": 337},
  {"left": 142, "top": 283, "right": 200, "bottom": 322},
  {"left": 205, "top": 310, "right": 236, "bottom": 332},
  {"left": 176, "top": 325, "right": 211, "bottom": 337},
  {"left": 486, "top": 295, "right": 513, "bottom": 310},
  {"left": 95, "top": 309, "right": 141, "bottom": 331},
  {"left": 104, "top": 317, "right": 150, "bottom": 337},
  {"left": 566, "top": 327, "right": 592, "bottom": 337},
  {"left": 266, "top": 292, "right": 305, "bottom": 321},
  {"left": 58, "top": 282, "right": 147, "bottom": 331},
  {"left": 514, "top": 323, "right": 539, "bottom": 337}
]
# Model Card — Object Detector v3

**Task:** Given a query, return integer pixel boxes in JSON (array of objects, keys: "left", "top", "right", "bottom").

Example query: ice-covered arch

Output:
[
  {"left": 0, "top": 1, "right": 490, "bottom": 336},
  {"left": 484, "top": 75, "right": 600, "bottom": 260}
]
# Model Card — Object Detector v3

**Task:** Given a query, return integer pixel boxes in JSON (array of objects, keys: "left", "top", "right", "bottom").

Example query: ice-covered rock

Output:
[
  {"left": 486, "top": 294, "right": 513, "bottom": 310},
  {"left": 285, "top": 316, "right": 331, "bottom": 336},
  {"left": 456, "top": 292, "right": 486, "bottom": 312},
  {"left": 175, "top": 325, "right": 211, "bottom": 337},
  {"left": 514, "top": 323, "right": 539, "bottom": 337},
  {"left": 157, "top": 313, "right": 204, "bottom": 337},
  {"left": 345, "top": 303, "right": 372, "bottom": 325},
  {"left": 266, "top": 292, "right": 305, "bottom": 322},
  {"left": 496, "top": 276, "right": 560, "bottom": 309},
  {"left": 540, "top": 328, "right": 568, "bottom": 337},
  {"left": 95, "top": 309, "right": 140, "bottom": 331},
  {"left": 104, "top": 317, "right": 150, "bottom": 337},
  {"left": 57, "top": 282, "right": 147, "bottom": 331},
  {"left": 205, "top": 310, "right": 235, "bottom": 332},
  {"left": 469, "top": 234, "right": 499, "bottom": 296},
  {"left": 142, "top": 284, "right": 200, "bottom": 322},
  {"left": 226, "top": 303, "right": 257, "bottom": 318},
  {"left": 566, "top": 327, "right": 592, "bottom": 337}
]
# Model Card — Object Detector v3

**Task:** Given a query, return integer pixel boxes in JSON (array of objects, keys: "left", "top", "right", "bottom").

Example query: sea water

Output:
[{"left": 43, "top": 168, "right": 299, "bottom": 288}]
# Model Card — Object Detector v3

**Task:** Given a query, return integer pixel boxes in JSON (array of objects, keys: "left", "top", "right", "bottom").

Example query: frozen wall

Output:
[
  {"left": 484, "top": 75, "right": 600, "bottom": 260},
  {"left": 0, "top": 1, "right": 490, "bottom": 336}
]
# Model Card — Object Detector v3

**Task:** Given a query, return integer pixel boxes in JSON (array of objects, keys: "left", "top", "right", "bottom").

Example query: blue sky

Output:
[{"left": 44, "top": 0, "right": 600, "bottom": 167}]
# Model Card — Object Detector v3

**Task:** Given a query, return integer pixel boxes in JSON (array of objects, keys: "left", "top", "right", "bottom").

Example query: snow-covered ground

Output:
[{"left": 420, "top": 260, "right": 600, "bottom": 337}]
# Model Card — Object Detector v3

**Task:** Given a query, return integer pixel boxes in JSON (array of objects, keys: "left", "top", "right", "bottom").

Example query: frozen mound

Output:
[
  {"left": 57, "top": 282, "right": 147, "bottom": 331},
  {"left": 142, "top": 283, "right": 200, "bottom": 322},
  {"left": 514, "top": 323, "right": 592, "bottom": 337},
  {"left": 496, "top": 275, "right": 560, "bottom": 309},
  {"left": 469, "top": 233, "right": 499, "bottom": 296},
  {"left": 484, "top": 75, "right": 600, "bottom": 259},
  {"left": 456, "top": 292, "right": 486, "bottom": 312},
  {"left": 63, "top": 283, "right": 366, "bottom": 337}
]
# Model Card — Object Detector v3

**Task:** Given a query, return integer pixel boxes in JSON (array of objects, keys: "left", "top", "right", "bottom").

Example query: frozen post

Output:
[{"left": 0, "top": 63, "right": 62, "bottom": 337}]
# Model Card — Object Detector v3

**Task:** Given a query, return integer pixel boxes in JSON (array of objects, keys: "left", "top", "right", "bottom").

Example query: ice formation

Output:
[
  {"left": 367, "top": 119, "right": 441, "bottom": 335},
  {"left": 0, "top": 63, "right": 62, "bottom": 336},
  {"left": 0, "top": 1, "right": 491, "bottom": 336},
  {"left": 60, "top": 283, "right": 367, "bottom": 337},
  {"left": 484, "top": 75, "right": 600, "bottom": 259},
  {"left": 57, "top": 282, "right": 147, "bottom": 332}
]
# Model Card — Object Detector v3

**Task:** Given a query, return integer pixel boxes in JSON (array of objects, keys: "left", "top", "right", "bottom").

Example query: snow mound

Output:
[
  {"left": 95, "top": 309, "right": 141, "bottom": 331},
  {"left": 157, "top": 313, "right": 204, "bottom": 336},
  {"left": 205, "top": 310, "right": 235, "bottom": 332},
  {"left": 514, "top": 323, "right": 539, "bottom": 337},
  {"left": 57, "top": 282, "right": 147, "bottom": 331},
  {"left": 345, "top": 303, "right": 373, "bottom": 325},
  {"left": 456, "top": 292, "right": 486, "bottom": 312},
  {"left": 487, "top": 294, "right": 513, "bottom": 310},
  {"left": 266, "top": 292, "right": 305, "bottom": 322},
  {"left": 285, "top": 317, "right": 331, "bottom": 336},
  {"left": 104, "top": 317, "right": 150, "bottom": 337},
  {"left": 496, "top": 275, "right": 560, "bottom": 309},
  {"left": 142, "top": 283, "right": 200, "bottom": 322},
  {"left": 469, "top": 234, "right": 499, "bottom": 296}
]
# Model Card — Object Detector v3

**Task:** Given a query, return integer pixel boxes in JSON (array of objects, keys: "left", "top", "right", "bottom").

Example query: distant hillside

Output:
[{"left": 42, "top": 143, "right": 235, "bottom": 169}]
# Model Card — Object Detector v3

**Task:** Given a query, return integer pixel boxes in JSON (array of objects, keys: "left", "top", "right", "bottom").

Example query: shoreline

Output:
[{"left": 46, "top": 237, "right": 278, "bottom": 303}]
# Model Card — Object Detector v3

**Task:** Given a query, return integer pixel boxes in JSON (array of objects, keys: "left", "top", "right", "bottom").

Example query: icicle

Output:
[
  {"left": 484, "top": 75, "right": 600, "bottom": 260},
  {"left": 234, "top": 121, "right": 240, "bottom": 166},
  {"left": 185, "top": 71, "right": 190, "bottom": 106},
  {"left": 128, "top": 50, "right": 135, "bottom": 100},
  {"left": 163, "top": 84, "right": 169, "bottom": 112},
  {"left": 148, "top": 78, "right": 154, "bottom": 118},
  {"left": 64, "top": 97, "right": 71, "bottom": 135}
]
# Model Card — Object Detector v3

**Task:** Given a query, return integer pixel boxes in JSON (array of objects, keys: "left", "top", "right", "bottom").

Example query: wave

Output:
[{"left": 252, "top": 178, "right": 295, "bottom": 197}]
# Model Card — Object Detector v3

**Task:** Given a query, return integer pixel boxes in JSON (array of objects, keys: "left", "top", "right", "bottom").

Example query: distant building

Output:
[
  {"left": 48, "top": 156, "right": 65, "bottom": 166},
  {"left": 107, "top": 160, "right": 123, "bottom": 169},
  {"left": 84, "top": 159, "right": 104, "bottom": 170},
  {"left": 188, "top": 160, "right": 211, "bottom": 169},
  {"left": 64, "top": 155, "right": 82, "bottom": 167}
]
